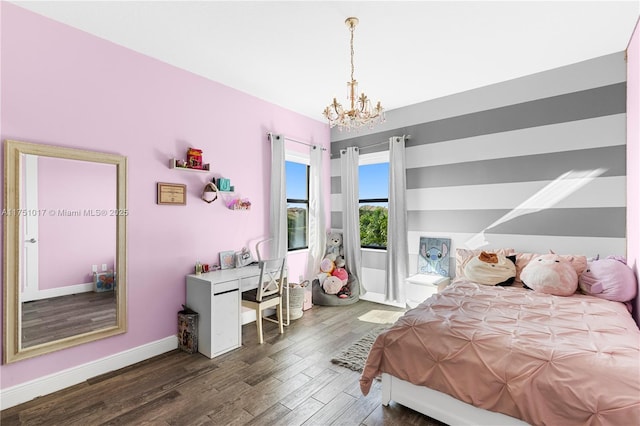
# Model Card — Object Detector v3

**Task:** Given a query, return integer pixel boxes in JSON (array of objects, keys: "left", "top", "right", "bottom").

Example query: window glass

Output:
[
  {"left": 359, "top": 162, "right": 389, "bottom": 249},
  {"left": 285, "top": 161, "right": 309, "bottom": 250},
  {"left": 286, "top": 162, "right": 308, "bottom": 200},
  {"left": 359, "top": 162, "right": 389, "bottom": 199}
]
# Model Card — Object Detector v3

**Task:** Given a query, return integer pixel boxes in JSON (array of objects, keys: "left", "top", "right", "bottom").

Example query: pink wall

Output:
[
  {"left": 0, "top": 3, "right": 330, "bottom": 389},
  {"left": 38, "top": 157, "right": 116, "bottom": 288},
  {"left": 627, "top": 18, "right": 640, "bottom": 326}
]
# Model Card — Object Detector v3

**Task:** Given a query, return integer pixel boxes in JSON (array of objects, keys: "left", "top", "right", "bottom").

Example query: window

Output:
[
  {"left": 285, "top": 158, "right": 309, "bottom": 251},
  {"left": 359, "top": 154, "right": 389, "bottom": 249}
]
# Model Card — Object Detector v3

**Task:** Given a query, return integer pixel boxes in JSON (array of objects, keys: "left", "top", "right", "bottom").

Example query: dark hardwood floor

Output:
[
  {"left": 2, "top": 300, "right": 446, "bottom": 426},
  {"left": 22, "top": 291, "right": 116, "bottom": 348}
]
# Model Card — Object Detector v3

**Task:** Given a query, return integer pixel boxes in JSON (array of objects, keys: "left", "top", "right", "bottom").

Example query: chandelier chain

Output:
[
  {"left": 323, "top": 17, "right": 385, "bottom": 131},
  {"left": 350, "top": 23, "right": 355, "bottom": 82}
]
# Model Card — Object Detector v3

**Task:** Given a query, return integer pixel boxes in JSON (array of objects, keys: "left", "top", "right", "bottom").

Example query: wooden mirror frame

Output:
[{"left": 3, "top": 140, "right": 127, "bottom": 363}]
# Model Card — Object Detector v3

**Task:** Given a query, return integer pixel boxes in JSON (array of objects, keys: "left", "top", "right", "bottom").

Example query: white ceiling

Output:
[{"left": 11, "top": 1, "right": 640, "bottom": 122}]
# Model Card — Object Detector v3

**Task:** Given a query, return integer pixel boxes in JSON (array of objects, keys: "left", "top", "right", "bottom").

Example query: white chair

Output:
[{"left": 241, "top": 239, "right": 286, "bottom": 344}]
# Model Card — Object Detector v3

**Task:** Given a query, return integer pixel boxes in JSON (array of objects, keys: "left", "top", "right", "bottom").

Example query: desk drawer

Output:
[
  {"left": 241, "top": 275, "right": 260, "bottom": 291},
  {"left": 213, "top": 280, "right": 239, "bottom": 295}
]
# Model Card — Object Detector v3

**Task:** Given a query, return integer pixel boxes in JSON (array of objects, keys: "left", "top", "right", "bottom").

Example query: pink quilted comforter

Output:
[{"left": 360, "top": 279, "right": 640, "bottom": 426}]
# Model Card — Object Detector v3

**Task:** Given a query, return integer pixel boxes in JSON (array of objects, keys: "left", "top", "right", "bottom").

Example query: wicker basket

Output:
[{"left": 282, "top": 281, "right": 308, "bottom": 320}]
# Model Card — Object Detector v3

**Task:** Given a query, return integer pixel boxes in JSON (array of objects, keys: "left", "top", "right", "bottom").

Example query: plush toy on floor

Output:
[
  {"left": 315, "top": 232, "right": 354, "bottom": 300},
  {"left": 331, "top": 267, "right": 350, "bottom": 298},
  {"left": 325, "top": 232, "right": 345, "bottom": 268}
]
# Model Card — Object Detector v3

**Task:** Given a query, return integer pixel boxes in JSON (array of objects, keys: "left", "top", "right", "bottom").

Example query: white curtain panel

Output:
[
  {"left": 385, "top": 136, "right": 409, "bottom": 304},
  {"left": 305, "top": 145, "right": 326, "bottom": 281},
  {"left": 340, "top": 147, "right": 365, "bottom": 294},
  {"left": 268, "top": 133, "right": 287, "bottom": 259}
]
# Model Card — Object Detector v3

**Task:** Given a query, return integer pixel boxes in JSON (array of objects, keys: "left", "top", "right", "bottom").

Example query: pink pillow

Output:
[
  {"left": 455, "top": 248, "right": 514, "bottom": 279},
  {"left": 515, "top": 251, "right": 586, "bottom": 283},
  {"left": 579, "top": 256, "right": 638, "bottom": 302},
  {"left": 520, "top": 253, "right": 578, "bottom": 296}
]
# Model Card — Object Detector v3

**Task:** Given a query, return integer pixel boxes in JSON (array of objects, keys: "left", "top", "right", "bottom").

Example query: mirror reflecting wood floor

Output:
[
  {"left": 2, "top": 300, "right": 446, "bottom": 425},
  {"left": 21, "top": 291, "right": 116, "bottom": 348}
]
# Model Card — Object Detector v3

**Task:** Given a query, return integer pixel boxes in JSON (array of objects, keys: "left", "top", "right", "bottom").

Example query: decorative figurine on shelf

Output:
[
  {"left": 217, "top": 177, "right": 232, "bottom": 191},
  {"left": 201, "top": 182, "right": 218, "bottom": 204},
  {"left": 187, "top": 148, "right": 203, "bottom": 169},
  {"left": 226, "top": 197, "right": 251, "bottom": 210}
]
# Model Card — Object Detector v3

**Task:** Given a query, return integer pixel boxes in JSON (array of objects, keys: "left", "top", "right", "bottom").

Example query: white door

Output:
[{"left": 22, "top": 154, "right": 40, "bottom": 302}]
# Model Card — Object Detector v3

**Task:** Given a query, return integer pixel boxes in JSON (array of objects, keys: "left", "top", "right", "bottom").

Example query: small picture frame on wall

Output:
[
  {"left": 157, "top": 182, "right": 186, "bottom": 205},
  {"left": 418, "top": 236, "right": 451, "bottom": 277},
  {"left": 219, "top": 251, "right": 236, "bottom": 270}
]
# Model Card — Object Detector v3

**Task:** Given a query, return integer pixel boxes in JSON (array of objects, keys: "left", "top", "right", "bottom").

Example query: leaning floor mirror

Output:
[{"left": 3, "top": 140, "right": 127, "bottom": 363}]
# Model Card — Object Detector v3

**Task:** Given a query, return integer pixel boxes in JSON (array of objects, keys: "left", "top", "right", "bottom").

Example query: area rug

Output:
[
  {"left": 331, "top": 326, "right": 388, "bottom": 372},
  {"left": 357, "top": 309, "right": 405, "bottom": 324}
]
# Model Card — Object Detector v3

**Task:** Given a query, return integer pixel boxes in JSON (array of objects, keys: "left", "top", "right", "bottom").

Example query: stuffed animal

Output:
[
  {"left": 325, "top": 232, "right": 344, "bottom": 267},
  {"left": 322, "top": 276, "right": 343, "bottom": 294},
  {"left": 316, "top": 272, "right": 330, "bottom": 286},
  {"left": 320, "top": 258, "right": 335, "bottom": 274},
  {"left": 520, "top": 253, "right": 578, "bottom": 296},
  {"left": 579, "top": 256, "right": 637, "bottom": 302},
  {"left": 463, "top": 251, "right": 516, "bottom": 286},
  {"left": 319, "top": 232, "right": 348, "bottom": 296},
  {"left": 332, "top": 267, "right": 348, "bottom": 284}
]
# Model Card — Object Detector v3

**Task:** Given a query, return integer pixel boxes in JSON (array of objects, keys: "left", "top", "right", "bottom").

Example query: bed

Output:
[{"left": 360, "top": 278, "right": 640, "bottom": 426}]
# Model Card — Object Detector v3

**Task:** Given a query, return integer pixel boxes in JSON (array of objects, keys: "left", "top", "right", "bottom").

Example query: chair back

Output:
[{"left": 255, "top": 239, "right": 287, "bottom": 302}]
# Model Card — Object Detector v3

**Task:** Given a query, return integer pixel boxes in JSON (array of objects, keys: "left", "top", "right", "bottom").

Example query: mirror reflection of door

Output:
[{"left": 20, "top": 154, "right": 117, "bottom": 348}]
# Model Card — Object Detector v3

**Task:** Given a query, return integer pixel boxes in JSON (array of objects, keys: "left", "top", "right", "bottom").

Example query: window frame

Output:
[
  {"left": 285, "top": 151, "right": 310, "bottom": 252},
  {"left": 358, "top": 151, "right": 390, "bottom": 250}
]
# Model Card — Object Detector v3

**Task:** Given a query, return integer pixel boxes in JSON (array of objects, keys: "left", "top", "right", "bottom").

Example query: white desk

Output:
[{"left": 186, "top": 265, "right": 262, "bottom": 358}]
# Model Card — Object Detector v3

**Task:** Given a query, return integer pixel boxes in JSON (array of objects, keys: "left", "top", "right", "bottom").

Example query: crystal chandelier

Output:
[{"left": 323, "top": 17, "right": 384, "bottom": 131}]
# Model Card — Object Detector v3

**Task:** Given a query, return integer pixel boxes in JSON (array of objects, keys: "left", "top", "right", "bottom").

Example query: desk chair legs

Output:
[
  {"left": 242, "top": 240, "right": 286, "bottom": 344},
  {"left": 259, "top": 301, "right": 284, "bottom": 344},
  {"left": 277, "top": 302, "right": 284, "bottom": 334}
]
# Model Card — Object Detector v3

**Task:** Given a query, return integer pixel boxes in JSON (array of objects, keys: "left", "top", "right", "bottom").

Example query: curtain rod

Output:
[
  {"left": 267, "top": 132, "right": 327, "bottom": 151},
  {"left": 344, "top": 134, "right": 412, "bottom": 151}
]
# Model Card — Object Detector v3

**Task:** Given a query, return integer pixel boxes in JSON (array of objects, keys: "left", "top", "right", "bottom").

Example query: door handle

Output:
[{"left": 25, "top": 238, "right": 37, "bottom": 243}]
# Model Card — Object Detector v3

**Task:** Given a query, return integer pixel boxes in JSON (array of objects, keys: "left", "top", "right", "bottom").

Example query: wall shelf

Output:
[
  {"left": 170, "top": 158, "right": 210, "bottom": 172},
  {"left": 219, "top": 191, "right": 251, "bottom": 210}
]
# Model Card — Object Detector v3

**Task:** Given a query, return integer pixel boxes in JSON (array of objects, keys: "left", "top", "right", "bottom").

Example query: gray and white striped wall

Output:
[{"left": 330, "top": 52, "right": 627, "bottom": 296}]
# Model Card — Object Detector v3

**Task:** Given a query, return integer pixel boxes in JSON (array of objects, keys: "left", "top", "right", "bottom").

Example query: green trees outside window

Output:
[
  {"left": 360, "top": 203, "right": 388, "bottom": 248},
  {"left": 359, "top": 162, "right": 389, "bottom": 249}
]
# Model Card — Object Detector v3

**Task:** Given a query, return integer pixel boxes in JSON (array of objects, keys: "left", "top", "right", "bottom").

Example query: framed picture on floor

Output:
[{"left": 418, "top": 237, "right": 451, "bottom": 277}]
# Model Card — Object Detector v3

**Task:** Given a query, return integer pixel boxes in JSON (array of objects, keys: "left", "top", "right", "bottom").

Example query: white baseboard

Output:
[
  {"left": 22, "top": 282, "right": 95, "bottom": 302},
  {"left": 360, "top": 291, "right": 406, "bottom": 308},
  {"left": 0, "top": 335, "right": 178, "bottom": 410}
]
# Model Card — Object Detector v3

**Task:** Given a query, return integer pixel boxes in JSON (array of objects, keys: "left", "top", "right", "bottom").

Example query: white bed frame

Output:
[{"left": 381, "top": 373, "right": 530, "bottom": 426}]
